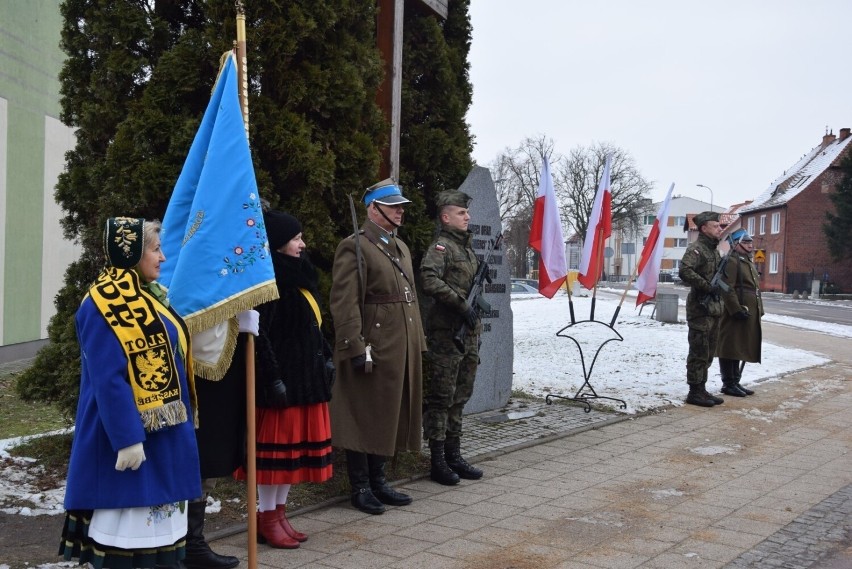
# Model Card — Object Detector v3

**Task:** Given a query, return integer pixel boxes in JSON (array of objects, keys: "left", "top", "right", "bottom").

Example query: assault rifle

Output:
[
  {"left": 701, "top": 234, "right": 745, "bottom": 312},
  {"left": 452, "top": 232, "right": 503, "bottom": 353},
  {"left": 709, "top": 233, "right": 745, "bottom": 295}
]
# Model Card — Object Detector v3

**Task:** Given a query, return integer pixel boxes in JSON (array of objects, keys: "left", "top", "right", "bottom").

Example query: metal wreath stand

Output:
[{"left": 545, "top": 319, "right": 628, "bottom": 413}]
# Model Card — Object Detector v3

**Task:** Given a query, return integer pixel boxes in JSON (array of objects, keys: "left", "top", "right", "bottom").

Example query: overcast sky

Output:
[{"left": 466, "top": 0, "right": 852, "bottom": 209}]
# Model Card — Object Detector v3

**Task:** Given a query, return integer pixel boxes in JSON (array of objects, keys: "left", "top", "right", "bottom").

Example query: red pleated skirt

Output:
[{"left": 234, "top": 402, "right": 333, "bottom": 484}]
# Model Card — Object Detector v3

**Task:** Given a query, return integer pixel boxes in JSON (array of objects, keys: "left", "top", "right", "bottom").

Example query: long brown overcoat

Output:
[
  {"left": 329, "top": 221, "right": 426, "bottom": 456},
  {"left": 716, "top": 251, "right": 764, "bottom": 363}
]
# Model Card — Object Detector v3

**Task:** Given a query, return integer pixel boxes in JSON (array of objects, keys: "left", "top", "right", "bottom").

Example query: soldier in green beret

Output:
[
  {"left": 420, "top": 190, "right": 484, "bottom": 485},
  {"left": 679, "top": 211, "right": 725, "bottom": 407}
]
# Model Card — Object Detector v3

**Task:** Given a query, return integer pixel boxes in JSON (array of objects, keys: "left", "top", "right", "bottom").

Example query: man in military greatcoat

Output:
[
  {"left": 716, "top": 229, "right": 763, "bottom": 397},
  {"left": 329, "top": 179, "right": 427, "bottom": 515}
]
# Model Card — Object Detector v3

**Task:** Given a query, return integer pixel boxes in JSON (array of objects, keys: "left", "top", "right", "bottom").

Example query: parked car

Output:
[
  {"left": 511, "top": 278, "right": 539, "bottom": 289},
  {"left": 658, "top": 270, "right": 682, "bottom": 284},
  {"left": 510, "top": 281, "right": 539, "bottom": 295}
]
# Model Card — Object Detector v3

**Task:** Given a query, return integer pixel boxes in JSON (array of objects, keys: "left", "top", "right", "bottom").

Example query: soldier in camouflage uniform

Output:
[
  {"left": 679, "top": 211, "right": 725, "bottom": 407},
  {"left": 420, "top": 190, "right": 483, "bottom": 485}
]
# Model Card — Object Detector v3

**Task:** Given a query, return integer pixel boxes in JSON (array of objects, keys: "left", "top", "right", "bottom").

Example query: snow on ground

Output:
[
  {"left": 510, "top": 292, "right": 831, "bottom": 414},
  {"left": 1, "top": 289, "right": 845, "bottom": 521}
]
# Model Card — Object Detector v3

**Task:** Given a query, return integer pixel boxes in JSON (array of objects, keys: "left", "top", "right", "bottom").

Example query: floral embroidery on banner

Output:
[{"left": 221, "top": 192, "right": 270, "bottom": 276}]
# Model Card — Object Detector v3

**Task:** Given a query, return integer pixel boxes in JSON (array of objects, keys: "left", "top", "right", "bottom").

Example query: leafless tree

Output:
[
  {"left": 488, "top": 135, "right": 560, "bottom": 276},
  {"left": 554, "top": 142, "right": 652, "bottom": 241}
]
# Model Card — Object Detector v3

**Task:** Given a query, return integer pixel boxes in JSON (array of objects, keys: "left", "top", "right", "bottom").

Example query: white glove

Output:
[
  {"left": 237, "top": 310, "right": 259, "bottom": 336},
  {"left": 115, "top": 442, "right": 146, "bottom": 471}
]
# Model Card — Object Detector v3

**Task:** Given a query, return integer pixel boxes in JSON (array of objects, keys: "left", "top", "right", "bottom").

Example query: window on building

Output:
[
  {"left": 759, "top": 215, "right": 766, "bottom": 235},
  {"left": 643, "top": 215, "right": 656, "bottom": 225},
  {"left": 674, "top": 216, "right": 686, "bottom": 228},
  {"left": 674, "top": 238, "right": 687, "bottom": 248},
  {"left": 771, "top": 212, "right": 780, "bottom": 234},
  {"left": 769, "top": 252, "right": 779, "bottom": 274},
  {"left": 747, "top": 217, "right": 755, "bottom": 236}
]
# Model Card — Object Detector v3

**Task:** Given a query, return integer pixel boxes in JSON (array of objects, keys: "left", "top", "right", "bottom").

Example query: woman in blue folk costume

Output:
[{"left": 60, "top": 218, "right": 201, "bottom": 569}]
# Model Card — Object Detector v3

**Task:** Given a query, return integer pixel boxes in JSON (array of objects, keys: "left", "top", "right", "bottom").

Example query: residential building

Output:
[{"left": 737, "top": 128, "right": 852, "bottom": 294}]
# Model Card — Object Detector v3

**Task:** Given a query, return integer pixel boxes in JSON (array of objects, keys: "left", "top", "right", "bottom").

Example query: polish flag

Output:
[
  {"left": 635, "top": 183, "right": 674, "bottom": 306},
  {"left": 528, "top": 156, "right": 568, "bottom": 298},
  {"left": 577, "top": 155, "right": 613, "bottom": 289}
]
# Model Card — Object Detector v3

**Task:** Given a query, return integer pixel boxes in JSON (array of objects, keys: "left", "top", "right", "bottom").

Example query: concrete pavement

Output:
[{"left": 213, "top": 320, "right": 851, "bottom": 569}]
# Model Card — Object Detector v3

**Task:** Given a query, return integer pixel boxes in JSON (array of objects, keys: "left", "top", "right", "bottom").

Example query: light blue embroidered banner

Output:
[{"left": 160, "top": 53, "right": 278, "bottom": 341}]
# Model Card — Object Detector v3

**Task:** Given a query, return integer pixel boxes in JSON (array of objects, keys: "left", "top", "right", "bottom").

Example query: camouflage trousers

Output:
[
  {"left": 686, "top": 315, "right": 720, "bottom": 386},
  {"left": 422, "top": 331, "right": 479, "bottom": 441}
]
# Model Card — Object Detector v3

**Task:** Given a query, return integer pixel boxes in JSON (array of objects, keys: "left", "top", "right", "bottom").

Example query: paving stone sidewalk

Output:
[{"left": 213, "top": 322, "right": 851, "bottom": 569}]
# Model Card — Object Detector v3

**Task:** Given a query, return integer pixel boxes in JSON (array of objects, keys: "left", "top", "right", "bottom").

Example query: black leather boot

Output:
[
  {"left": 368, "top": 454, "right": 412, "bottom": 506},
  {"left": 428, "top": 440, "right": 460, "bottom": 485},
  {"left": 719, "top": 358, "right": 747, "bottom": 397},
  {"left": 685, "top": 384, "right": 715, "bottom": 407},
  {"left": 444, "top": 437, "right": 482, "bottom": 480},
  {"left": 184, "top": 500, "right": 239, "bottom": 569},
  {"left": 345, "top": 450, "right": 385, "bottom": 515},
  {"left": 733, "top": 361, "right": 755, "bottom": 395}
]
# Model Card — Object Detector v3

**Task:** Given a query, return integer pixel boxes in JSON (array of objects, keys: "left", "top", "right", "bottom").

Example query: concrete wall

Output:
[{"left": 0, "top": 1, "right": 80, "bottom": 358}]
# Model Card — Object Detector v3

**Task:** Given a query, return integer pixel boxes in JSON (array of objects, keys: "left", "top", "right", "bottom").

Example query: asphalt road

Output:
[{"left": 654, "top": 283, "right": 852, "bottom": 326}]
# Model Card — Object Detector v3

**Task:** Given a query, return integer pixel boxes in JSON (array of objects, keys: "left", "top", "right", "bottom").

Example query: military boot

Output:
[
  {"left": 733, "top": 361, "right": 755, "bottom": 395},
  {"left": 428, "top": 440, "right": 460, "bottom": 485},
  {"left": 685, "top": 385, "right": 715, "bottom": 407},
  {"left": 719, "top": 358, "right": 747, "bottom": 397},
  {"left": 368, "top": 454, "right": 412, "bottom": 506},
  {"left": 345, "top": 450, "right": 385, "bottom": 514},
  {"left": 702, "top": 385, "right": 725, "bottom": 405},
  {"left": 444, "top": 437, "right": 482, "bottom": 480}
]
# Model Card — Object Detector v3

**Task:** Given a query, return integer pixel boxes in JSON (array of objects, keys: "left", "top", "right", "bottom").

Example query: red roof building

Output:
[{"left": 737, "top": 128, "right": 852, "bottom": 294}]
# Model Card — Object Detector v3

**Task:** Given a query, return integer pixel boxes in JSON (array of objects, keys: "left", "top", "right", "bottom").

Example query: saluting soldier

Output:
[
  {"left": 716, "top": 229, "right": 763, "bottom": 397},
  {"left": 329, "top": 178, "right": 427, "bottom": 515},
  {"left": 420, "top": 190, "right": 484, "bottom": 486},
  {"left": 679, "top": 211, "right": 725, "bottom": 408}
]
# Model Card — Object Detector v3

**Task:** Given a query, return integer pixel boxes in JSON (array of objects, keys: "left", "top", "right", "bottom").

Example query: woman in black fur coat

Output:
[{"left": 235, "top": 211, "right": 334, "bottom": 549}]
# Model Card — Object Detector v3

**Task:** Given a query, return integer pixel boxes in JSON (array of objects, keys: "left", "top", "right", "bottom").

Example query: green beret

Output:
[
  {"left": 436, "top": 190, "right": 472, "bottom": 209},
  {"left": 693, "top": 211, "right": 720, "bottom": 229}
]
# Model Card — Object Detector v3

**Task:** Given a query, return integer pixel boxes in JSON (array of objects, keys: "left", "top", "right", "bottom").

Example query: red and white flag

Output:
[
  {"left": 634, "top": 183, "right": 674, "bottom": 306},
  {"left": 578, "top": 154, "right": 613, "bottom": 289},
  {"left": 528, "top": 156, "right": 567, "bottom": 298}
]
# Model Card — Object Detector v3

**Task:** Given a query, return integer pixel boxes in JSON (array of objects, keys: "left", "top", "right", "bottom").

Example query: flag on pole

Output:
[
  {"left": 159, "top": 53, "right": 278, "bottom": 377},
  {"left": 577, "top": 154, "right": 613, "bottom": 289},
  {"left": 528, "top": 156, "right": 568, "bottom": 298},
  {"left": 634, "top": 183, "right": 674, "bottom": 306}
]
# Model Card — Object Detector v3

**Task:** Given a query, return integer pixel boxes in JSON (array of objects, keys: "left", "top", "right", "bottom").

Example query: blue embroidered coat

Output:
[{"left": 64, "top": 297, "right": 201, "bottom": 510}]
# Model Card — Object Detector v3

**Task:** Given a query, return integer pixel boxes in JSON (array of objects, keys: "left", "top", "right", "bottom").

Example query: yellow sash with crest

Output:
[{"left": 89, "top": 267, "right": 196, "bottom": 432}]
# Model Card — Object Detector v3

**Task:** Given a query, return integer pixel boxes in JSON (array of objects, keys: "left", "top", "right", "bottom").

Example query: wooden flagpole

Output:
[
  {"left": 589, "top": 225, "right": 604, "bottom": 321},
  {"left": 234, "top": 3, "right": 257, "bottom": 568},
  {"left": 610, "top": 258, "right": 641, "bottom": 327}
]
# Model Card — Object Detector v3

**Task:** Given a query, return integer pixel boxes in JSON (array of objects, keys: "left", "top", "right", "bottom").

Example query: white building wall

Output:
[
  {"left": 0, "top": 97, "right": 7, "bottom": 345},
  {"left": 40, "top": 116, "right": 79, "bottom": 336}
]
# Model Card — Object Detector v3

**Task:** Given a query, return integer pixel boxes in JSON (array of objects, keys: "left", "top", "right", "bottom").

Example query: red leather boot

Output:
[
  {"left": 276, "top": 504, "right": 308, "bottom": 542},
  {"left": 257, "top": 510, "right": 299, "bottom": 549}
]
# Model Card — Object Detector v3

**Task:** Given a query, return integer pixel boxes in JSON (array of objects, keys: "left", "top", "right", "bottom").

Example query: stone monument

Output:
[{"left": 457, "top": 166, "right": 513, "bottom": 413}]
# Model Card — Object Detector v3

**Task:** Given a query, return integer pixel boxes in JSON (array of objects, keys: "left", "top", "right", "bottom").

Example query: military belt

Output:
[{"left": 365, "top": 292, "right": 414, "bottom": 304}]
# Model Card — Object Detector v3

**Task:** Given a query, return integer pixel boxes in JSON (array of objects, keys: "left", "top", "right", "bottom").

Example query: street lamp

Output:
[{"left": 696, "top": 184, "right": 713, "bottom": 211}]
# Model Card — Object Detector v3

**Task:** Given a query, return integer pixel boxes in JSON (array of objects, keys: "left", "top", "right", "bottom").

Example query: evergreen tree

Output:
[
  {"left": 16, "top": 0, "right": 409, "bottom": 416},
  {"left": 398, "top": 0, "right": 474, "bottom": 259},
  {"left": 824, "top": 151, "right": 852, "bottom": 262}
]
